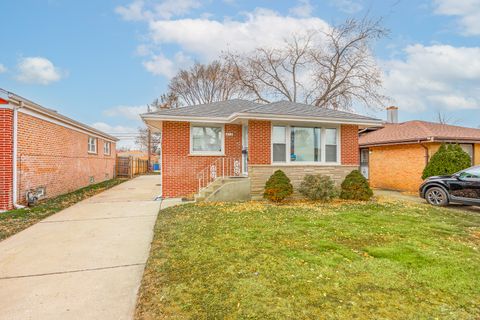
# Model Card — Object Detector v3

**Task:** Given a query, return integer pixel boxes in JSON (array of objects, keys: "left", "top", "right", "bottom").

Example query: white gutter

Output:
[
  {"left": 12, "top": 102, "right": 25, "bottom": 209},
  {"left": 142, "top": 113, "right": 383, "bottom": 127}
]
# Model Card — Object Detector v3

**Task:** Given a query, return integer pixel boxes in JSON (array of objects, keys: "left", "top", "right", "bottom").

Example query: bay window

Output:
[
  {"left": 272, "top": 125, "right": 339, "bottom": 164},
  {"left": 191, "top": 125, "right": 224, "bottom": 154}
]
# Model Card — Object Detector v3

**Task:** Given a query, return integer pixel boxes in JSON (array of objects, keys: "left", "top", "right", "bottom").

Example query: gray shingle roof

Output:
[
  {"left": 244, "top": 101, "right": 379, "bottom": 121},
  {"left": 143, "top": 99, "right": 260, "bottom": 118},
  {"left": 142, "top": 99, "right": 381, "bottom": 123}
]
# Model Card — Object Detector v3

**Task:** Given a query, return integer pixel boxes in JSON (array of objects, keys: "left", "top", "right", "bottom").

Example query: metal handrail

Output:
[{"left": 197, "top": 157, "right": 242, "bottom": 192}]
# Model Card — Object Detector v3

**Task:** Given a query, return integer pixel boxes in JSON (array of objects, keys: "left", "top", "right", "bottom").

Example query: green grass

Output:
[
  {"left": 135, "top": 200, "right": 480, "bottom": 320},
  {"left": 0, "top": 178, "right": 126, "bottom": 241}
]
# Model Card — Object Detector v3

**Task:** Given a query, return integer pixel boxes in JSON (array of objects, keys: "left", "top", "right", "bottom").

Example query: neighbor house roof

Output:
[
  {"left": 141, "top": 99, "right": 382, "bottom": 128},
  {"left": 1, "top": 88, "right": 118, "bottom": 142},
  {"left": 359, "top": 120, "right": 480, "bottom": 147}
]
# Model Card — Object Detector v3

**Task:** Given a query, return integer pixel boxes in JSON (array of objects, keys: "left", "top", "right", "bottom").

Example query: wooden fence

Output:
[{"left": 116, "top": 156, "right": 149, "bottom": 178}]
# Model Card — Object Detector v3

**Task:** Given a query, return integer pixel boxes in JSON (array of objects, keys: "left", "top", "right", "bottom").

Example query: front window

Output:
[
  {"left": 272, "top": 125, "right": 339, "bottom": 164},
  {"left": 104, "top": 142, "right": 111, "bottom": 155},
  {"left": 291, "top": 127, "right": 321, "bottom": 162},
  {"left": 325, "top": 128, "right": 338, "bottom": 162},
  {"left": 88, "top": 137, "right": 97, "bottom": 154},
  {"left": 272, "top": 126, "right": 287, "bottom": 162},
  {"left": 191, "top": 125, "right": 223, "bottom": 154},
  {"left": 460, "top": 144, "right": 474, "bottom": 164}
]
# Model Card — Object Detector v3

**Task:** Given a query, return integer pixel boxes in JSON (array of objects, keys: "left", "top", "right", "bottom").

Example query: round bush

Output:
[
  {"left": 299, "top": 174, "right": 338, "bottom": 201},
  {"left": 263, "top": 170, "right": 293, "bottom": 203},
  {"left": 422, "top": 144, "right": 471, "bottom": 179},
  {"left": 340, "top": 170, "right": 373, "bottom": 201}
]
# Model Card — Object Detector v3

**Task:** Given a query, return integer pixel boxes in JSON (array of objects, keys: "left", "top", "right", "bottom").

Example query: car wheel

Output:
[{"left": 425, "top": 187, "right": 449, "bottom": 206}]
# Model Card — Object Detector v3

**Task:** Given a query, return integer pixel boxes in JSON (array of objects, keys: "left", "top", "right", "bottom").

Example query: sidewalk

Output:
[{"left": 0, "top": 175, "right": 162, "bottom": 320}]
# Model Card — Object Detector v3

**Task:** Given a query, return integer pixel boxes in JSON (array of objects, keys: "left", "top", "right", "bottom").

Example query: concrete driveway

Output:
[
  {"left": 375, "top": 189, "right": 480, "bottom": 213},
  {"left": 0, "top": 175, "right": 162, "bottom": 320}
]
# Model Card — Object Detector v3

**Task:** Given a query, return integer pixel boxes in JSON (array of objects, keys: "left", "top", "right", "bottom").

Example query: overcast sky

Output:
[{"left": 1, "top": 0, "right": 479, "bottom": 148}]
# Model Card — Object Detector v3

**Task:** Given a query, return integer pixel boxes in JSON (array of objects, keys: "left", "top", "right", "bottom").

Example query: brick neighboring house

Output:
[
  {"left": 0, "top": 89, "right": 118, "bottom": 211},
  {"left": 359, "top": 107, "right": 480, "bottom": 193},
  {"left": 141, "top": 100, "right": 382, "bottom": 199}
]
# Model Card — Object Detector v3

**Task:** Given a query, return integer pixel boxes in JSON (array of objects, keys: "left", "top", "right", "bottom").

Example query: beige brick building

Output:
[{"left": 359, "top": 108, "right": 480, "bottom": 193}]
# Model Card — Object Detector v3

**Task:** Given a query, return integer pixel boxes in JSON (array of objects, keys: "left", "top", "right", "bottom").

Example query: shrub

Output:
[
  {"left": 340, "top": 170, "right": 373, "bottom": 201},
  {"left": 422, "top": 144, "right": 471, "bottom": 179},
  {"left": 263, "top": 170, "right": 293, "bottom": 203},
  {"left": 299, "top": 174, "right": 338, "bottom": 201}
]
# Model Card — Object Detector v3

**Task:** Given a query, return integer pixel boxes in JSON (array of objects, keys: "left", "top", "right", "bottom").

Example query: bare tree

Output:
[
  {"left": 436, "top": 111, "right": 460, "bottom": 125},
  {"left": 224, "top": 17, "right": 389, "bottom": 110},
  {"left": 168, "top": 60, "right": 245, "bottom": 106},
  {"left": 148, "top": 92, "right": 180, "bottom": 111},
  {"left": 135, "top": 127, "right": 161, "bottom": 153},
  {"left": 135, "top": 95, "right": 176, "bottom": 152}
]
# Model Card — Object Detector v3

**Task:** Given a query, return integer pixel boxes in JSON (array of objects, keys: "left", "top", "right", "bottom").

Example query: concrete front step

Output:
[{"left": 195, "top": 177, "right": 250, "bottom": 202}]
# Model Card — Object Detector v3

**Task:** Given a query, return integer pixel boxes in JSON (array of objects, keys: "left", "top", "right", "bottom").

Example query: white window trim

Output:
[
  {"left": 271, "top": 123, "right": 341, "bottom": 166},
  {"left": 104, "top": 141, "right": 111, "bottom": 155},
  {"left": 88, "top": 137, "right": 97, "bottom": 154},
  {"left": 189, "top": 123, "right": 225, "bottom": 156}
]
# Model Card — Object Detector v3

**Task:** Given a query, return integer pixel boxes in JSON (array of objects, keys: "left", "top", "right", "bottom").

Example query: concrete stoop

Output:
[{"left": 195, "top": 177, "right": 251, "bottom": 202}]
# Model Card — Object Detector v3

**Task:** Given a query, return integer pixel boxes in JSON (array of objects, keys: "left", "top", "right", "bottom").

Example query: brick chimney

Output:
[{"left": 386, "top": 106, "right": 398, "bottom": 123}]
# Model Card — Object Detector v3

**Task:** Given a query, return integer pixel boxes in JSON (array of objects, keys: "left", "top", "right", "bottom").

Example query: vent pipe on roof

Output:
[{"left": 386, "top": 106, "right": 398, "bottom": 123}]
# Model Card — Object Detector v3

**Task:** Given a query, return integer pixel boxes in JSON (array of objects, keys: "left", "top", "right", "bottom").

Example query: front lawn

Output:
[
  {"left": 136, "top": 200, "right": 480, "bottom": 319},
  {"left": 0, "top": 178, "right": 126, "bottom": 241}
]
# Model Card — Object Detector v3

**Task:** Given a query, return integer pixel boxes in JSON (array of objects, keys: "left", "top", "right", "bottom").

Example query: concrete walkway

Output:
[{"left": 0, "top": 175, "right": 162, "bottom": 320}]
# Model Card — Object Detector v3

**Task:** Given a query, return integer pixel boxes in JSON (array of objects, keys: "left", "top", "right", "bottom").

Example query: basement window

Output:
[{"left": 88, "top": 137, "right": 97, "bottom": 154}]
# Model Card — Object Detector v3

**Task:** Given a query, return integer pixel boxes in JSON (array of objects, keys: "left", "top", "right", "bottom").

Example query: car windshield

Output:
[{"left": 457, "top": 166, "right": 480, "bottom": 179}]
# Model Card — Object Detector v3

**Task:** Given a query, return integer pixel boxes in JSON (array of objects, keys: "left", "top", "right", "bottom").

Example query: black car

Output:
[{"left": 419, "top": 165, "right": 480, "bottom": 206}]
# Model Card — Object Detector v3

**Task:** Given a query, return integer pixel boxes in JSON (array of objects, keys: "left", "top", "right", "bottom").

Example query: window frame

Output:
[
  {"left": 189, "top": 123, "right": 225, "bottom": 156},
  {"left": 270, "top": 123, "right": 341, "bottom": 165},
  {"left": 459, "top": 143, "right": 474, "bottom": 165},
  {"left": 104, "top": 141, "right": 111, "bottom": 155},
  {"left": 88, "top": 136, "right": 97, "bottom": 154},
  {"left": 272, "top": 125, "right": 287, "bottom": 163}
]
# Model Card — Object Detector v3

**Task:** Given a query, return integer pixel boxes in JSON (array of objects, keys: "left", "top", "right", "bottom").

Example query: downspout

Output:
[
  {"left": 419, "top": 140, "right": 429, "bottom": 166},
  {"left": 12, "top": 101, "right": 25, "bottom": 209}
]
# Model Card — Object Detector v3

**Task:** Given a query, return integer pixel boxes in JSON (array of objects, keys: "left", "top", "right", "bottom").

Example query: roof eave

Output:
[
  {"left": 6, "top": 91, "right": 119, "bottom": 142},
  {"left": 360, "top": 137, "right": 480, "bottom": 147},
  {"left": 142, "top": 112, "right": 383, "bottom": 127},
  {"left": 233, "top": 112, "right": 383, "bottom": 126},
  {"left": 141, "top": 114, "right": 230, "bottom": 123}
]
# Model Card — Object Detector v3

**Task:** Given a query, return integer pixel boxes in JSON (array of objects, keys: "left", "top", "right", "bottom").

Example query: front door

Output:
[{"left": 242, "top": 125, "right": 248, "bottom": 175}]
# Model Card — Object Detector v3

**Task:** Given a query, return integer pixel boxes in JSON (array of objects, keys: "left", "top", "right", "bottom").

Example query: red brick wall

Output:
[
  {"left": 0, "top": 109, "right": 13, "bottom": 210},
  {"left": 341, "top": 124, "right": 359, "bottom": 165},
  {"left": 248, "top": 120, "right": 271, "bottom": 165},
  {"left": 162, "top": 121, "right": 242, "bottom": 198},
  {"left": 15, "top": 112, "right": 116, "bottom": 205}
]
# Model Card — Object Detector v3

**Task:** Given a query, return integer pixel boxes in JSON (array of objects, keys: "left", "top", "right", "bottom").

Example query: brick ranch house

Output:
[
  {"left": 141, "top": 100, "right": 382, "bottom": 200},
  {"left": 0, "top": 89, "right": 118, "bottom": 211},
  {"left": 359, "top": 107, "right": 480, "bottom": 193}
]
